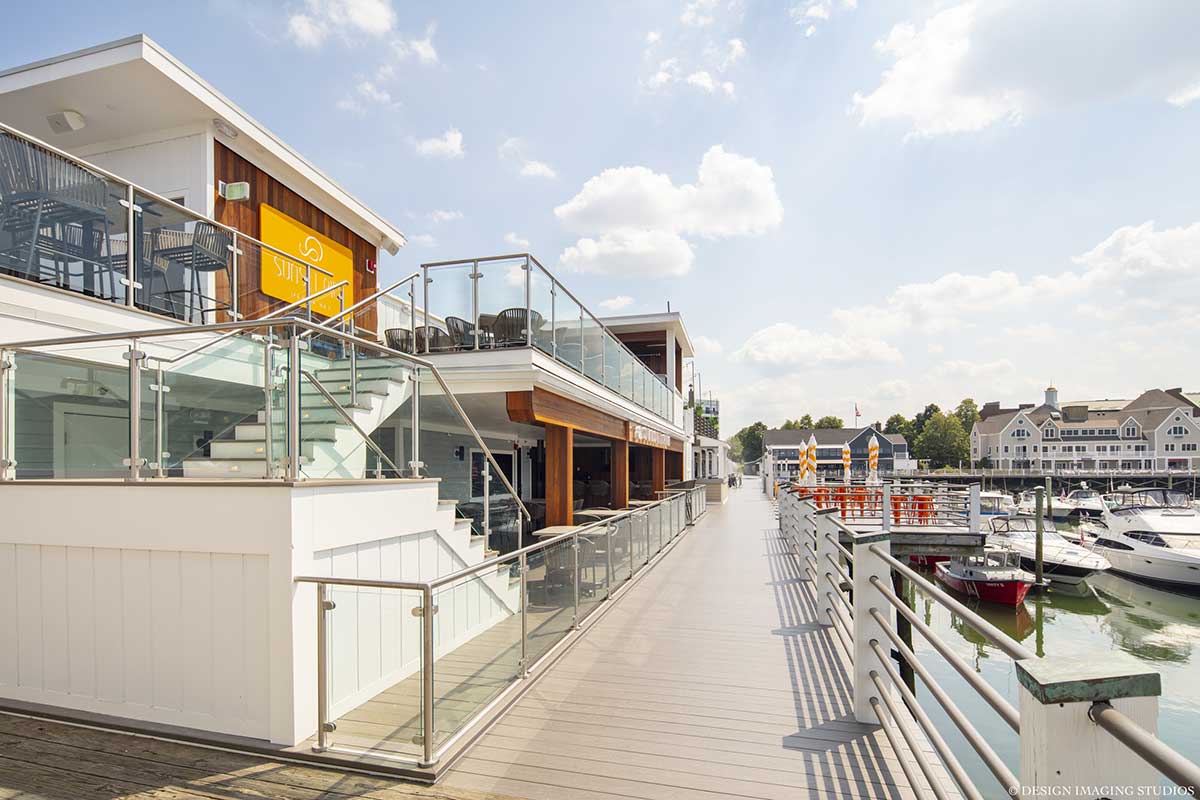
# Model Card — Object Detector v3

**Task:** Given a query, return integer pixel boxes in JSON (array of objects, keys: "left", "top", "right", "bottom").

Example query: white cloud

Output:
[
  {"left": 504, "top": 232, "right": 531, "bottom": 250},
  {"left": 686, "top": 71, "right": 735, "bottom": 97},
  {"left": 681, "top": 0, "right": 718, "bottom": 27},
  {"left": 833, "top": 270, "right": 1032, "bottom": 335},
  {"left": 555, "top": 145, "right": 781, "bottom": 276},
  {"left": 644, "top": 58, "right": 681, "bottom": 91},
  {"left": 286, "top": 0, "right": 396, "bottom": 48},
  {"left": 733, "top": 323, "right": 903, "bottom": 368},
  {"left": 693, "top": 335, "right": 724, "bottom": 356},
  {"left": 408, "top": 233, "right": 436, "bottom": 247},
  {"left": 412, "top": 128, "right": 464, "bottom": 159},
  {"left": 391, "top": 22, "right": 439, "bottom": 65},
  {"left": 853, "top": 0, "right": 1200, "bottom": 138},
  {"left": 645, "top": 31, "right": 662, "bottom": 45},
  {"left": 498, "top": 137, "right": 557, "bottom": 179},
  {"left": 721, "top": 39, "right": 746, "bottom": 71},
  {"left": 560, "top": 230, "right": 695, "bottom": 277},
  {"left": 427, "top": 209, "right": 462, "bottom": 223},
  {"left": 789, "top": 0, "right": 856, "bottom": 37},
  {"left": 599, "top": 295, "right": 635, "bottom": 312}
]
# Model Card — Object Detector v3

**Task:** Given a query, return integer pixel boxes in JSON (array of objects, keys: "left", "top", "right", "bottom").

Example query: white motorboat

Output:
[
  {"left": 980, "top": 490, "right": 1016, "bottom": 517},
  {"left": 1015, "top": 482, "right": 1104, "bottom": 520},
  {"left": 987, "top": 515, "right": 1111, "bottom": 585},
  {"left": 1075, "top": 489, "right": 1200, "bottom": 593}
]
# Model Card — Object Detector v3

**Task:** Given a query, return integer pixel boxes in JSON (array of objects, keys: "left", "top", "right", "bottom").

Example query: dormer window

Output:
[
  {"left": 1043, "top": 426, "right": 1056, "bottom": 438},
  {"left": 1168, "top": 425, "right": 1187, "bottom": 436},
  {"left": 1124, "top": 425, "right": 1137, "bottom": 438}
]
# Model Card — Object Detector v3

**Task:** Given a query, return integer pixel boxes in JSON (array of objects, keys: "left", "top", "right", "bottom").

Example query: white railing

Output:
[{"left": 777, "top": 487, "right": 1200, "bottom": 798}]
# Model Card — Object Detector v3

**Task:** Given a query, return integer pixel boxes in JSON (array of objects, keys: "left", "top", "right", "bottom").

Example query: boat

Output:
[
  {"left": 1015, "top": 482, "right": 1103, "bottom": 520},
  {"left": 980, "top": 490, "right": 1016, "bottom": 517},
  {"left": 935, "top": 547, "right": 1037, "bottom": 606},
  {"left": 986, "top": 515, "right": 1111, "bottom": 585},
  {"left": 1075, "top": 488, "right": 1200, "bottom": 593}
]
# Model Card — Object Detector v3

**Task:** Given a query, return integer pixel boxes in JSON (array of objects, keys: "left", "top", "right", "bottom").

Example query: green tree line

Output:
[{"left": 729, "top": 398, "right": 981, "bottom": 468}]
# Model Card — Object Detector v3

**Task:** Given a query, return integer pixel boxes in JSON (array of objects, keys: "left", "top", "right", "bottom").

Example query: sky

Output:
[{"left": 5, "top": 0, "right": 1200, "bottom": 435}]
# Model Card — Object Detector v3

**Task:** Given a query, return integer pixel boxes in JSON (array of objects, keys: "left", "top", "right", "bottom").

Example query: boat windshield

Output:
[
  {"left": 1109, "top": 489, "right": 1191, "bottom": 510},
  {"left": 1070, "top": 490, "right": 1100, "bottom": 500},
  {"left": 991, "top": 517, "right": 1069, "bottom": 544},
  {"left": 1160, "top": 534, "right": 1200, "bottom": 550}
]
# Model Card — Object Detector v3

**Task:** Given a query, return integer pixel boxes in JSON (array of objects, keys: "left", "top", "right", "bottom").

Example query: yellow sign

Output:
[{"left": 259, "top": 204, "right": 353, "bottom": 317}]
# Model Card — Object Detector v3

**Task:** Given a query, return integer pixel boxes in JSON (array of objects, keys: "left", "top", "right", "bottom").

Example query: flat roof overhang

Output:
[
  {"left": 0, "top": 35, "right": 405, "bottom": 254},
  {"left": 599, "top": 312, "right": 695, "bottom": 358},
  {"left": 420, "top": 347, "right": 687, "bottom": 443}
]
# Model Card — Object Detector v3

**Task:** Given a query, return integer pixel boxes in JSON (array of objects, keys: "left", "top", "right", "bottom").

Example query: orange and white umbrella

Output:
[
  {"left": 841, "top": 442, "right": 852, "bottom": 482},
  {"left": 807, "top": 434, "right": 818, "bottom": 485},
  {"left": 868, "top": 434, "right": 880, "bottom": 484}
]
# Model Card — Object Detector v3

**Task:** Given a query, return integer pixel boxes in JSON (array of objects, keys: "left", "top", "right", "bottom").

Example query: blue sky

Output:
[{"left": 5, "top": 0, "right": 1200, "bottom": 434}]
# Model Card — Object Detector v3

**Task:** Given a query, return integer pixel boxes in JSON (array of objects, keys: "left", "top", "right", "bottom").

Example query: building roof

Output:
[
  {"left": 0, "top": 35, "right": 405, "bottom": 253},
  {"left": 974, "top": 387, "right": 1200, "bottom": 438},
  {"left": 598, "top": 311, "right": 694, "bottom": 358},
  {"left": 763, "top": 427, "right": 904, "bottom": 447}
]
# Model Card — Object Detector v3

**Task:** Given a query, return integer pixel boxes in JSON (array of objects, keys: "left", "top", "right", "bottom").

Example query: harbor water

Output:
[{"left": 902, "top": 539, "right": 1200, "bottom": 798}]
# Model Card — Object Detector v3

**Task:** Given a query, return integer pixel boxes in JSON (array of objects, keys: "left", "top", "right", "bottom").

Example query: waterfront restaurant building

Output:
[
  {"left": 971, "top": 386, "right": 1200, "bottom": 471},
  {"left": 762, "top": 425, "right": 910, "bottom": 482},
  {"left": 0, "top": 36, "right": 699, "bottom": 761}
]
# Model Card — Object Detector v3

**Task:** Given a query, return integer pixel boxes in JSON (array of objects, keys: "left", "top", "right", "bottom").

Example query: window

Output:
[
  {"left": 1184, "top": 443, "right": 1197, "bottom": 452},
  {"left": 1003, "top": 446, "right": 1009, "bottom": 453},
  {"left": 471, "top": 449, "right": 517, "bottom": 500},
  {"left": 1012, "top": 428, "right": 1029, "bottom": 438},
  {"left": 1168, "top": 425, "right": 1187, "bottom": 436},
  {"left": 1165, "top": 443, "right": 1176, "bottom": 452},
  {"left": 1124, "top": 426, "right": 1137, "bottom": 437}
]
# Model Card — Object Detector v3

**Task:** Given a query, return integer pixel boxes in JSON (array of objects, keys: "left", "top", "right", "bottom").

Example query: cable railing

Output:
[
  {"left": 777, "top": 485, "right": 1200, "bottom": 798},
  {"left": 294, "top": 482, "right": 707, "bottom": 768},
  {"left": 418, "top": 253, "right": 679, "bottom": 426},
  {"left": 0, "top": 121, "right": 346, "bottom": 326}
]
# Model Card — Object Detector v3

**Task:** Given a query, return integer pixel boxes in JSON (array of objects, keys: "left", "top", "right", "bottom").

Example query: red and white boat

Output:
[{"left": 935, "top": 548, "right": 1036, "bottom": 607}]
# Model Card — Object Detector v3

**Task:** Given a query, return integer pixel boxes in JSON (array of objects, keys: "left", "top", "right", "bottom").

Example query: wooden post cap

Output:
[{"left": 1016, "top": 653, "right": 1161, "bottom": 705}]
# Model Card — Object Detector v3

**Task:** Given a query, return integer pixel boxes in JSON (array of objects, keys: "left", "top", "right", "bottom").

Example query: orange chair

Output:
[
  {"left": 891, "top": 493, "right": 907, "bottom": 526},
  {"left": 853, "top": 487, "right": 868, "bottom": 516},
  {"left": 915, "top": 494, "right": 934, "bottom": 525}
]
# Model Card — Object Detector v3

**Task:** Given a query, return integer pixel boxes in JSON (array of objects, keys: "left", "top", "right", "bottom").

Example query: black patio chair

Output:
[
  {"left": 415, "top": 325, "right": 452, "bottom": 352},
  {"left": 384, "top": 327, "right": 414, "bottom": 353},
  {"left": 491, "top": 307, "right": 544, "bottom": 348},
  {"left": 444, "top": 315, "right": 475, "bottom": 349}
]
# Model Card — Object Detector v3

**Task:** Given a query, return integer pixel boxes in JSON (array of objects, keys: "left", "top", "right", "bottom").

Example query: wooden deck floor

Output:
[
  {"left": 443, "top": 485, "right": 957, "bottom": 800},
  {"left": 0, "top": 712, "right": 516, "bottom": 800}
]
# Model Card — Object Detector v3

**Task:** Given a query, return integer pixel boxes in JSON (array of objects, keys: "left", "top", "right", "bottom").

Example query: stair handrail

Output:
[
  {"left": 300, "top": 271, "right": 421, "bottom": 338},
  {"left": 0, "top": 315, "right": 532, "bottom": 524},
  {"left": 300, "top": 369, "right": 403, "bottom": 477}
]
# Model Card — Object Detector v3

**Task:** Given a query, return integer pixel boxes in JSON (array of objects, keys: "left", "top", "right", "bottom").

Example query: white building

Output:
[{"left": 971, "top": 386, "right": 1200, "bottom": 471}]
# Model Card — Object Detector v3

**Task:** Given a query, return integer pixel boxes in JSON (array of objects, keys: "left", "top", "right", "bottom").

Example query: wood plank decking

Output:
[{"left": 443, "top": 485, "right": 957, "bottom": 800}]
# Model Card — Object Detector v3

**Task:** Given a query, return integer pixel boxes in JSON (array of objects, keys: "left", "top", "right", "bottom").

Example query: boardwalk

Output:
[{"left": 444, "top": 485, "right": 953, "bottom": 800}]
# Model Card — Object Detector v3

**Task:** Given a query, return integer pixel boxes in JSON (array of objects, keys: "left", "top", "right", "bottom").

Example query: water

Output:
[{"left": 902, "top": 553, "right": 1200, "bottom": 799}]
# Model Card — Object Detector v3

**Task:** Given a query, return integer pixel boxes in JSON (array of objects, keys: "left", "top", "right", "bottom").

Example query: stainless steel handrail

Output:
[
  {"left": 869, "top": 543, "right": 1037, "bottom": 661},
  {"left": 300, "top": 369, "right": 402, "bottom": 476},
  {"left": 1090, "top": 702, "right": 1200, "bottom": 793},
  {"left": 304, "top": 271, "right": 421, "bottom": 335},
  {"left": 0, "top": 121, "right": 336, "bottom": 282},
  {"left": 0, "top": 315, "right": 531, "bottom": 523},
  {"left": 869, "top": 690, "right": 939, "bottom": 800}
]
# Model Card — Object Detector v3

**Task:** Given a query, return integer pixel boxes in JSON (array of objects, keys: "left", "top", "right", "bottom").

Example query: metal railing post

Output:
[
  {"left": 471, "top": 260, "right": 480, "bottom": 351},
  {"left": 1017, "top": 653, "right": 1161, "bottom": 793},
  {"left": 124, "top": 183, "right": 136, "bottom": 308},
  {"left": 519, "top": 551, "right": 529, "bottom": 675},
  {"left": 409, "top": 367, "right": 422, "bottom": 477},
  {"left": 408, "top": 279, "right": 416, "bottom": 352},
  {"left": 604, "top": 523, "right": 613, "bottom": 599},
  {"left": 153, "top": 364, "right": 166, "bottom": 478},
  {"left": 0, "top": 350, "right": 13, "bottom": 480},
  {"left": 229, "top": 232, "right": 240, "bottom": 320},
  {"left": 550, "top": 283, "right": 557, "bottom": 359},
  {"left": 421, "top": 584, "right": 436, "bottom": 767},
  {"left": 483, "top": 460, "right": 491, "bottom": 540},
  {"left": 852, "top": 530, "right": 892, "bottom": 725},
  {"left": 422, "top": 267, "right": 430, "bottom": 354},
  {"left": 524, "top": 255, "right": 532, "bottom": 347},
  {"left": 286, "top": 326, "right": 301, "bottom": 481},
  {"left": 314, "top": 582, "right": 333, "bottom": 752},
  {"left": 263, "top": 329, "right": 275, "bottom": 479},
  {"left": 126, "top": 339, "right": 144, "bottom": 481},
  {"left": 814, "top": 509, "right": 839, "bottom": 621},
  {"left": 881, "top": 483, "right": 892, "bottom": 534},
  {"left": 303, "top": 266, "right": 313, "bottom": 323},
  {"left": 348, "top": 319, "right": 359, "bottom": 408},
  {"left": 571, "top": 533, "right": 580, "bottom": 629}
]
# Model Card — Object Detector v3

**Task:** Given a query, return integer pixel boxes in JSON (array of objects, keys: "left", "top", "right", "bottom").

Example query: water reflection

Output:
[{"left": 1089, "top": 573, "right": 1200, "bottom": 664}]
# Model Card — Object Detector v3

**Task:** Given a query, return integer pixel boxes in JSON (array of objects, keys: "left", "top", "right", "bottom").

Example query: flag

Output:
[{"left": 854, "top": 403, "right": 861, "bottom": 419}]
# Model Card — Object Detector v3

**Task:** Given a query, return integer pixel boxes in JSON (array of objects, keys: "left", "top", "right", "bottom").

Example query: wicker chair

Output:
[
  {"left": 444, "top": 315, "right": 474, "bottom": 349},
  {"left": 490, "top": 308, "right": 543, "bottom": 348},
  {"left": 384, "top": 328, "right": 414, "bottom": 353},
  {"left": 415, "top": 325, "right": 452, "bottom": 352}
]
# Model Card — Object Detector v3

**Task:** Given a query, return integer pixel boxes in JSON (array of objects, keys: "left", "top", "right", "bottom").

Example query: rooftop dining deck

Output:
[{"left": 442, "top": 485, "right": 955, "bottom": 800}]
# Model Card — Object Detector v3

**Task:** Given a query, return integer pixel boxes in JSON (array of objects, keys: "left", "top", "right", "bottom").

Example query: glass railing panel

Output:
[
  {"left": 477, "top": 257, "right": 531, "bottom": 350},
  {"left": 602, "top": 333, "right": 621, "bottom": 393},
  {"left": 430, "top": 552, "right": 522, "bottom": 748},
  {"left": 619, "top": 348, "right": 634, "bottom": 401},
  {"left": 9, "top": 344, "right": 134, "bottom": 478},
  {"left": 577, "top": 524, "right": 610, "bottom": 621},
  {"left": 423, "top": 263, "right": 473, "bottom": 352},
  {"left": 639, "top": 509, "right": 652, "bottom": 565},
  {"left": 0, "top": 130, "right": 130, "bottom": 306},
  {"left": 524, "top": 536, "right": 576, "bottom": 665},
  {"left": 554, "top": 292, "right": 583, "bottom": 372},
  {"left": 529, "top": 265, "right": 555, "bottom": 356},
  {"left": 651, "top": 502, "right": 664, "bottom": 552},
  {"left": 322, "top": 583, "right": 425, "bottom": 759},
  {"left": 135, "top": 192, "right": 234, "bottom": 324},
  {"left": 143, "top": 331, "right": 273, "bottom": 478},
  {"left": 581, "top": 313, "right": 604, "bottom": 384},
  {"left": 610, "top": 518, "right": 633, "bottom": 586},
  {"left": 232, "top": 236, "right": 343, "bottom": 324}
]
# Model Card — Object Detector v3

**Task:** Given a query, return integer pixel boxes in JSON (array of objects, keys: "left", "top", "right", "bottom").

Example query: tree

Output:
[
  {"left": 884, "top": 413, "right": 914, "bottom": 441},
  {"left": 815, "top": 415, "right": 844, "bottom": 429},
  {"left": 731, "top": 421, "right": 767, "bottom": 463},
  {"left": 781, "top": 414, "right": 814, "bottom": 430},
  {"left": 912, "top": 403, "right": 941, "bottom": 438},
  {"left": 799, "top": 413, "right": 814, "bottom": 429},
  {"left": 953, "top": 398, "right": 980, "bottom": 435},
  {"left": 913, "top": 412, "right": 969, "bottom": 468}
]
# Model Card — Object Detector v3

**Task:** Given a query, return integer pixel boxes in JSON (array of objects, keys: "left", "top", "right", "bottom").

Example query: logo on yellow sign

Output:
[{"left": 259, "top": 204, "right": 353, "bottom": 317}]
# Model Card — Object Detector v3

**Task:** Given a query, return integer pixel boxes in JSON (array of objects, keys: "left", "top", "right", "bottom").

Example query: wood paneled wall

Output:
[{"left": 213, "top": 142, "right": 378, "bottom": 328}]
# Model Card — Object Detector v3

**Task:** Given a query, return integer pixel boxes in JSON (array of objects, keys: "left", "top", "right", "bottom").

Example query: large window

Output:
[{"left": 471, "top": 449, "right": 518, "bottom": 500}]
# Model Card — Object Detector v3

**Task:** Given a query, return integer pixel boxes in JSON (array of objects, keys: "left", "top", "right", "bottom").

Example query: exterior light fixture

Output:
[
  {"left": 46, "top": 110, "right": 86, "bottom": 134},
  {"left": 212, "top": 118, "right": 238, "bottom": 138}
]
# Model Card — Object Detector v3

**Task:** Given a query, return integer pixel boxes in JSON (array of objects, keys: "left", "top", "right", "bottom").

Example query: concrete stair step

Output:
[{"left": 235, "top": 422, "right": 339, "bottom": 441}]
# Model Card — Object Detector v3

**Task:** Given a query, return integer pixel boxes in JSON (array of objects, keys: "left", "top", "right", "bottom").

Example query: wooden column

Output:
[
  {"left": 612, "top": 439, "right": 629, "bottom": 509},
  {"left": 546, "top": 423, "right": 574, "bottom": 527},
  {"left": 652, "top": 448, "right": 666, "bottom": 498}
]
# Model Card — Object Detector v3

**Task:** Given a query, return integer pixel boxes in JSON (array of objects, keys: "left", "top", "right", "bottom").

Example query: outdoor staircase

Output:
[{"left": 182, "top": 354, "right": 413, "bottom": 479}]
